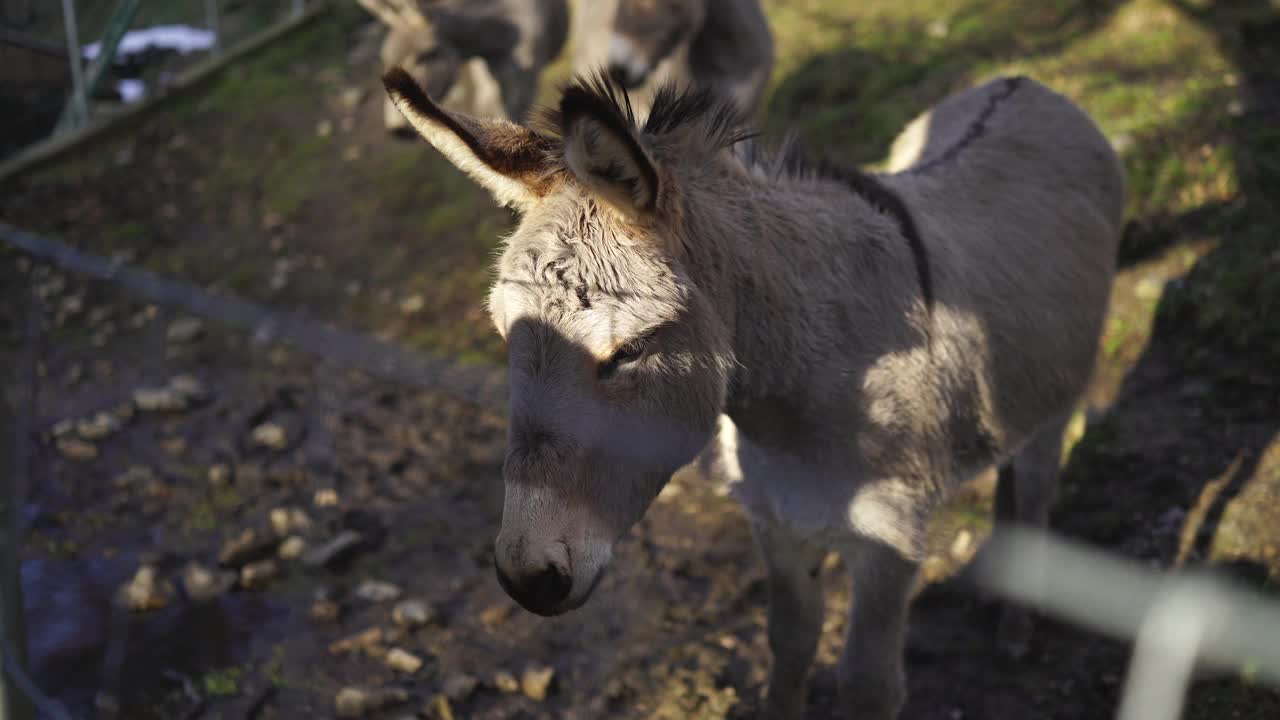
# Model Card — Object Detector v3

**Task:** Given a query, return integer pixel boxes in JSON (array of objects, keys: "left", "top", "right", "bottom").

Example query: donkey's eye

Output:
[{"left": 598, "top": 337, "right": 649, "bottom": 380}]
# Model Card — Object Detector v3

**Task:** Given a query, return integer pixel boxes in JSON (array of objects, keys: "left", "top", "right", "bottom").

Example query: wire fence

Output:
[{"left": 3, "top": 220, "right": 1280, "bottom": 718}]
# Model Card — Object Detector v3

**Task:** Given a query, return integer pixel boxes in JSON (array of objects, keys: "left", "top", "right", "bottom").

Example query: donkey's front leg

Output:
[
  {"left": 752, "top": 519, "right": 828, "bottom": 720},
  {"left": 835, "top": 536, "right": 919, "bottom": 720}
]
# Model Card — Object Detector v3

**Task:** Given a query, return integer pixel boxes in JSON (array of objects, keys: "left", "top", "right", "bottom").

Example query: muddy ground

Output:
[{"left": 1, "top": 1, "right": 1279, "bottom": 719}]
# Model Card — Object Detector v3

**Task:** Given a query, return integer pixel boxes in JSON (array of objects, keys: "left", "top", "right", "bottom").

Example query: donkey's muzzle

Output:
[
  {"left": 495, "top": 557, "right": 573, "bottom": 616},
  {"left": 608, "top": 62, "right": 647, "bottom": 90}
]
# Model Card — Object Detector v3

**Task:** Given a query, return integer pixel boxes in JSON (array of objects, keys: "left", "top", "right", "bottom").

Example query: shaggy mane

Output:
[{"left": 531, "top": 72, "right": 934, "bottom": 312}]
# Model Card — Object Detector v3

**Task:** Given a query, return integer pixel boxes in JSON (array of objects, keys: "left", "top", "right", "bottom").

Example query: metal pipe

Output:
[{"left": 58, "top": 0, "right": 89, "bottom": 130}]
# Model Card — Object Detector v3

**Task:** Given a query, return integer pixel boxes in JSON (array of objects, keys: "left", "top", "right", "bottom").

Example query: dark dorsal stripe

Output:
[{"left": 826, "top": 165, "right": 933, "bottom": 315}]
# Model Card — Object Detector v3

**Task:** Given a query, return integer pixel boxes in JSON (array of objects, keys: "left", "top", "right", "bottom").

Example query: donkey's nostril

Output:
[
  {"left": 495, "top": 559, "right": 573, "bottom": 616},
  {"left": 607, "top": 62, "right": 644, "bottom": 90}
]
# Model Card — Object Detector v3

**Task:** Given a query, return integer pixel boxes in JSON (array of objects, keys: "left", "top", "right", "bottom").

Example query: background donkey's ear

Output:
[
  {"left": 560, "top": 84, "right": 660, "bottom": 215},
  {"left": 382, "top": 67, "right": 551, "bottom": 210}
]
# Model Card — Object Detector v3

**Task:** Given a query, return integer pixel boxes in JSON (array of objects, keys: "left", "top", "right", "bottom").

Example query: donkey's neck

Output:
[{"left": 689, "top": 170, "right": 928, "bottom": 451}]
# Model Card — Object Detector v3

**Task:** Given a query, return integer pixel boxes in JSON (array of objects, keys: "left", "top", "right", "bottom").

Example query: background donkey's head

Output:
[
  {"left": 607, "top": 0, "right": 707, "bottom": 91},
  {"left": 383, "top": 67, "right": 739, "bottom": 615}
]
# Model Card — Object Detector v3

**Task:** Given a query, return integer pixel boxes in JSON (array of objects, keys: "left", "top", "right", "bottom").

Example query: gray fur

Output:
[{"left": 382, "top": 70, "right": 1125, "bottom": 719}]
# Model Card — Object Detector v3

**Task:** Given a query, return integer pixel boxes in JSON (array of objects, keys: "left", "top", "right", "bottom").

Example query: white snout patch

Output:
[{"left": 607, "top": 33, "right": 651, "bottom": 82}]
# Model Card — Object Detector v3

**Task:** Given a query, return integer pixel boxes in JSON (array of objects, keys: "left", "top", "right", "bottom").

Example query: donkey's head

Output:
[
  {"left": 608, "top": 0, "right": 707, "bottom": 90},
  {"left": 382, "top": 67, "right": 738, "bottom": 615}
]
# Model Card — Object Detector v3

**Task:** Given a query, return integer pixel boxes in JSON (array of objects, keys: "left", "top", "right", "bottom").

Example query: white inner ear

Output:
[
  {"left": 386, "top": 91, "right": 536, "bottom": 210},
  {"left": 564, "top": 115, "right": 656, "bottom": 212}
]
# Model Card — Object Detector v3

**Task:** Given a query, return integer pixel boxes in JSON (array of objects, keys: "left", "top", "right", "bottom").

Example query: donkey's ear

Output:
[
  {"left": 382, "top": 66, "right": 551, "bottom": 211},
  {"left": 560, "top": 84, "right": 660, "bottom": 215}
]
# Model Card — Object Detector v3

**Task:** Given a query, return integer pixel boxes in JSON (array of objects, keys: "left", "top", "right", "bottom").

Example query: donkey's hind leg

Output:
[
  {"left": 752, "top": 519, "right": 828, "bottom": 720},
  {"left": 834, "top": 536, "right": 916, "bottom": 720},
  {"left": 992, "top": 411, "right": 1071, "bottom": 659}
]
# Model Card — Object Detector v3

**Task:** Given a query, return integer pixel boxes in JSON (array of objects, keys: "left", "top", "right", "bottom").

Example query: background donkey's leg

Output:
[
  {"left": 993, "top": 410, "right": 1071, "bottom": 659},
  {"left": 752, "top": 518, "right": 827, "bottom": 720},
  {"left": 835, "top": 536, "right": 917, "bottom": 720}
]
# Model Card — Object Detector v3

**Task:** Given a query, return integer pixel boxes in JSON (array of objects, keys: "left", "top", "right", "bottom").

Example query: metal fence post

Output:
[{"left": 58, "top": 0, "right": 88, "bottom": 131}]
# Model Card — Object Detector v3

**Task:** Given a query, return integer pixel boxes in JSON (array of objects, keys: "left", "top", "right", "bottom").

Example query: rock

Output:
[
  {"left": 442, "top": 673, "right": 478, "bottom": 702},
  {"left": 113, "top": 465, "right": 156, "bottom": 489},
  {"left": 277, "top": 536, "right": 307, "bottom": 560},
  {"left": 182, "top": 562, "right": 236, "bottom": 601},
  {"left": 384, "top": 647, "right": 423, "bottom": 674},
  {"left": 426, "top": 695, "right": 457, "bottom": 720},
  {"left": 521, "top": 665, "right": 555, "bottom": 701},
  {"left": 207, "top": 464, "right": 232, "bottom": 487},
  {"left": 399, "top": 294, "right": 425, "bottom": 315},
  {"left": 339, "top": 86, "right": 367, "bottom": 111},
  {"left": 239, "top": 559, "right": 279, "bottom": 589},
  {"left": 168, "top": 374, "right": 209, "bottom": 403},
  {"left": 50, "top": 419, "right": 75, "bottom": 438},
  {"left": 251, "top": 422, "right": 288, "bottom": 451},
  {"left": 113, "top": 402, "right": 135, "bottom": 422},
  {"left": 218, "top": 528, "right": 280, "bottom": 568},
  {"left": 118, "top": 565, "right": 173, "bottom": 611},
  {"left": 166, "top": 317, "right": 205, "bottom": 344},
  {"left": 391, "top": 599, "right": 436, "bottom": 628},
  {"left": 493, "top": 670, "right": 519, "bottom": 694},
  {"left": 302, "top": 530, "right": 365, "bottom": 568},
  {"left": 314, "top": 488, "right": 340, "bottom": 507},
  {"left": 309, "top": 594, "right": 342, "bottom": 624},
  {"left": 161, "top": 437, "right": 187, "bottom": 456},
  {"left": 76, "top": 412, "right": 120, "bottom": 441},
  {"left": 479, "top": 603, "right": 511, "bottom": 628},
  {"left": 328, "top": 627, "right": 384, "bottom": 656},
  {"left": 134, "top": 387, "right": 187, "bottom": 413},
  {"left": 343, "top": 145, "right": 363, "bottom": 162},
  {"left": 355, "top": 580, "right": 403, "bottom": 603},
  {"left": 57, "top": 437, "right": 98, "bottom": 461},
  {"left": 334, "top": 687, "right": 409, "bottom": 718},
  {"left": 316, "top": 119, "right": 334, "bottom": 138},
  {"left": 270, "top": 507, "right": 313, "bottom": 536}
]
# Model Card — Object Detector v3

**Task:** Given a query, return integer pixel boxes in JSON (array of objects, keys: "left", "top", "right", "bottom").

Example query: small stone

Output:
[
  {"left": 75, "top": 412, "right": 120, "bottom": 441},
  {"left": 207, "top": 464, "right": 232, "bottom": 487},
  {"left": 479, "top": 603, "right": 511, "bottom": 628},
  {"left": 251, "top": 422, "right": 288, "bottom": 450},
  {"left": 134, "top": 387, "right": 187, "bottom": 413},
  {"left": 182, "top": 562, "right": 236, "bottom": 601},
  {"left": 384, "top": 647, "right": 423, "bottom": 673},
  {"left": 50, "top": 419, "right": 75, "bottom": 438},
  {"left": 520, "top": 665, "right": 555, "bottom": 701},
  {"left": 270, "top": 507, "right": 313, "bottom": 535},
  {"left": 355, "top": 580, "right": 403, "bottom": 603},
  {"left": 168, "top": 374, "right": 209, "bottom": 403},
  {"left": 57, "top": 437, "right": 99, "bottom": 462},
  {"left": 262, "top": 211, "right": 285, "bottom": 232},
  {"left": 166, "top": 317, "right": 205, "bottom": 344},
  {"left": 339, "top": 86, "right": 366, "bottom": 111},
  {"left": 61, "top": 295, "right": 84, "bottom": 315},
  {"left": 314, "top": 488, "right": 340, "bottom": 507},
  {"left": 118, "top": 565, "right": 173, "bottom": 611},
  {"left": 277, "top": 536, "right": 307, "bottom": 560},
  {"left": 335, "top": 687, "right": 408, "bottom": 718},
  {"left": 113, "top": 465, "right": 156, "bottom": 489},
  {"left": 329, "top": 627, "right": 384, "bottom": 656},
  {"left": 926, "top": 19, "right": 949, "bottom": 38},
  {"left": 240, "top": 559, "right": 279, "bottom": 589},
  {"left": 316, "top": 119, "right": 334, "bottom": 138},
  {"left": 303, "top": 530, "right": 365, "bottom": 568},
  {"left": 392, "top": 599, "right": 436, "bottom": 628},
  {"left": 339, "top": 116, "right": 355, "bottom": 133},
  {"left": 442, "top": 673, "right": 478, "bottom": 702},
  {"left": 218, "top": 528, "right": 280, "bottom": 568},
  {"left": 343, "top": 145, "right": 363, "bottom": 162},
  {"left": 493, "top": 670, "right": 519, "bottom": 694},
  {"left": 399, "top": 294, "right": 425, "bottom": 315},
  {"left": 113, "top": 403, "right": 135, "bottom": 422},
  {"left": 161, "top": 437, "right": 187, "bottom": 456},
  {"left": 309, "top": 596, "right": 342, "bottom": 624}
]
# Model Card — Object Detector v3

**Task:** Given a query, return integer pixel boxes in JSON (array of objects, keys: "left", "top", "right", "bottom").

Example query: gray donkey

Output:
[
  {"left": 572, "top": 0, "right": 775, "bottom": 118},
  {"left": 360, "top": 0, "right": 569, "bottom": 128},
  {"left": 381, "top": 65, "right": 1125, "bottom": 719}
]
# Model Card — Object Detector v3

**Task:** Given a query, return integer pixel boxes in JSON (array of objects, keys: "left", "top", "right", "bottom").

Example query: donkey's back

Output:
[{"left": 882, "top": 76, "right": 1125, "bottom": 471}]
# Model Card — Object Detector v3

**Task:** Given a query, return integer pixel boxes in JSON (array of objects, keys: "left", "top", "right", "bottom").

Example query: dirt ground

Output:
[{"left": 2, "top": 1, "right": 1279, "bottom": 719}]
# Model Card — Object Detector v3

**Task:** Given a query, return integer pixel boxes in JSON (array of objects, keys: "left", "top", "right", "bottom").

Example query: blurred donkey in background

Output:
[{"left": 358, "top": 0, "right": 569, "bottom": 130}]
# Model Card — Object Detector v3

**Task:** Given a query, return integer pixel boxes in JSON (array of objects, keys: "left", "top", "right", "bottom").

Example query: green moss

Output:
[{"left": 202, "top": 666, "right": 245, "bottom": 698}]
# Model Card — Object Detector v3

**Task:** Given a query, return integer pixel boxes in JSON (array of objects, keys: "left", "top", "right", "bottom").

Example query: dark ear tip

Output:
[{"left": 381, "top": 66, "right": 422, "bottom": 101}]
